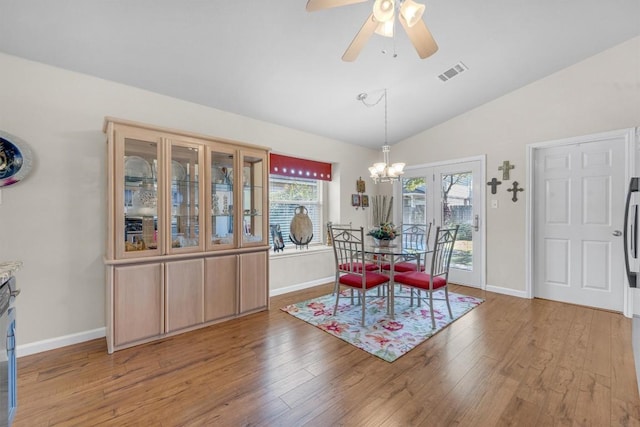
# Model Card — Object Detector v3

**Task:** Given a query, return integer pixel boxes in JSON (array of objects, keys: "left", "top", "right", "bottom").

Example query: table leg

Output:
[{"left": 389, "top": 256, "right": 395, "bottom": 318}]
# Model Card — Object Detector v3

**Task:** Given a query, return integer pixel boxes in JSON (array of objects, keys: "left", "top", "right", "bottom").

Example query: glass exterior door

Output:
[
  {"left": 440, "top": 170, "right": 474, "bottom": 272},
  {"left": 399, "top": 159, "right": 484, "bottom": 287},
  {"left": 401, "top": 177, "right": 427, "bottom": 225}
]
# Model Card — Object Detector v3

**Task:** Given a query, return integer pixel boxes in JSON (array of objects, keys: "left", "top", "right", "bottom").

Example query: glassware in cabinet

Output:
[
  {"left": 241, "top": 150, "right": 267, "bottom": 246},
  {"left": 119, "top": 136, "right": 162, "bottom": 258},
  {"left": 168, "top": 141, "right": 204, "bottom": 252},
  {"left": 208, "top": 147, "right": 236, "bottom": 249}
]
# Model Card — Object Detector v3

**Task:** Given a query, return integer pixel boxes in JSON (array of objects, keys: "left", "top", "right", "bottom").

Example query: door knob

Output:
[{"left": 613, "top": 230, "right": 622, "bottom": 237}]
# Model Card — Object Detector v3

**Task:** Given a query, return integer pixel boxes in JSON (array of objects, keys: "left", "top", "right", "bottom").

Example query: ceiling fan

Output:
[{"left": 306, "top": 0, "right": 438, "bottom": 62}]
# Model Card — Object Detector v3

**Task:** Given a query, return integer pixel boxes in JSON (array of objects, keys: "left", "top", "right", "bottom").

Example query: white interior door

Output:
[
  {"left": 399, "top": 159, "right": 484, "bottom": 287},
  {"left": 533, "top": 136, "right": 627, "bottom": 311}
]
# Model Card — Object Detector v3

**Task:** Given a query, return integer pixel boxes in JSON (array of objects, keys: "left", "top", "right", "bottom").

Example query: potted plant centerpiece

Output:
[{"left": 368, "top": 222, "right": 397, "bottom": 246}]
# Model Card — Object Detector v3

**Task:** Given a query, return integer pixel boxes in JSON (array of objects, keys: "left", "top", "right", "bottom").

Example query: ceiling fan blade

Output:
[
  {"left": 342, "top": 13, "right": 378, "bottom": 62},
  {"left": 399, "top": 15, "right": 438, "bottom": 59},
  {"left": 306, "top": 0, "right": 368, "bottom": 12}
]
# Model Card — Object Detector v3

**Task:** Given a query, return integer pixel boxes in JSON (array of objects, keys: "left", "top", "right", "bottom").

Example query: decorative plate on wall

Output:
[{"left": 0, "top": 131, "right": 33, "bottom": 187}]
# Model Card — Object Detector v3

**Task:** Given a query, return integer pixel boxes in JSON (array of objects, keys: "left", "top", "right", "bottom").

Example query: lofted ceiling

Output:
[{"left": 0, "top": 0, "right": 639, "bottom": 148}]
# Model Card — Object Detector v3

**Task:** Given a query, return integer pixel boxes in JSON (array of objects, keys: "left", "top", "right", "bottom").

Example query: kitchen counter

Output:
[{"left": 0, "top": 261, "right": 22, "bottom": 284}]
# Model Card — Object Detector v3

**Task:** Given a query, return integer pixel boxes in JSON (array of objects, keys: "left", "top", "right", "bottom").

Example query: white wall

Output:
[
  {"left": 0, "top": 52, "right": 377, "bottom": 350},
  {"left": 2, "top": 34, "right": 638, "bottom": 353},
  {"left": 394, "top": 36, "right": 640, "bottom": 294}
]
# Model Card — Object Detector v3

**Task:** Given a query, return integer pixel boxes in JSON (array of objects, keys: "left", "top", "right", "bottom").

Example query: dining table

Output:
[{"left": 363, "top": 238, "right": 431, "bottom": 318}]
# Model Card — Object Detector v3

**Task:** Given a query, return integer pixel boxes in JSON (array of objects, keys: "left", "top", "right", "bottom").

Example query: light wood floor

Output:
[{"left": 13, "top": 283, "right": 640, "bottom": 426}]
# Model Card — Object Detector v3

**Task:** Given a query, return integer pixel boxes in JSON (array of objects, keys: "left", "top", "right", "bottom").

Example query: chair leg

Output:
[
  {"left": 429, "top": 291, "right": 435, "bottom": 329},
  {"left": 361, "top": 290, "right": 366, "bottom": 326},
  {"left": 444, "top": 286, "right": 453, "bottom": 319},
  {"left": 333, "top": 286, "right": 341, "bottom": 316}
]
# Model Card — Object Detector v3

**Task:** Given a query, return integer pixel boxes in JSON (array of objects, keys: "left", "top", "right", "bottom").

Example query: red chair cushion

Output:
[
  {"left": 381, "top": 261, "right": 425, "bottom": 272},
  {"left": 365, "top": 263, "right": 380, "bottom": 271},
  {"left": 393, "top": 261, "right": 426, "bottom": 273},
  {"left": 394, "top": 271, "right": 447, "bottom": 290},
  {"left": 339, "top": 271, "right": 390, "bottom": 289},
  {"left": 339, "top": 262, "right": 379, "bottom": 272}
]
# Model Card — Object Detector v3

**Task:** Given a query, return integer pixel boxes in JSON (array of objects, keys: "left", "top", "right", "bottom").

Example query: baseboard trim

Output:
[
  {"left": 16, "top": 278, "right": 332, "bottom": 357},
  {"left": 18, "top": 276, "right": 423, "bottom": 356},
  {"left": 17, "top": 327, "right": 106, "bottom": 358},
  {"left": 269, "top": 277, "right": 333, "bottom": 297},
  {"left": 485, "top": 284, "right": 528, "bottom": 299}
]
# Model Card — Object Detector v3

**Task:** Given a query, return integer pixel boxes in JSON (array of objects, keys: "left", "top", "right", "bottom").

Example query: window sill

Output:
[{"left": 269, "top": 244, "right": 332, "bottom": 259}]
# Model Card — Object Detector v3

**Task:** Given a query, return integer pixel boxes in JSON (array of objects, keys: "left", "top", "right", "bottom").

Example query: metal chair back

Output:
[
  {"left": 400, "top": 223, "right": 430, "bottom": 251},
  {"left": 329, "top": 225, "right": 366, "bottom": 278},
  {"left": 430, "top": 225, "right": 459, "bottom": 280}
]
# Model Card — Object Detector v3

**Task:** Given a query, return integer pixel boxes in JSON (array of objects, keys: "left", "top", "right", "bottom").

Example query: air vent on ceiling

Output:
[{"left": 438, "top": 62, "right": 469, "bottom": 82}]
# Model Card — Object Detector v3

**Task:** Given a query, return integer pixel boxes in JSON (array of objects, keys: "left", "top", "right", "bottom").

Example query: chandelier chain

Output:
[
  {"left": 361, "top": 88, "right": 405, "bottom": 184},
  {"left": 384, "top": 88, "right": 388, "bottom": 144}
]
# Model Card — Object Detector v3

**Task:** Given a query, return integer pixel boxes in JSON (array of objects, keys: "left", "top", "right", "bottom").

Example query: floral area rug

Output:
[{"left": 281, "top": 288, "right": 484, "bottom": 362}]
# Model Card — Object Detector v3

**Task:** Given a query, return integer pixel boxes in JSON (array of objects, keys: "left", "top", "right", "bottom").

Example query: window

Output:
[{"left": 269, "top": 175, "right": 323, "bottom": 248}]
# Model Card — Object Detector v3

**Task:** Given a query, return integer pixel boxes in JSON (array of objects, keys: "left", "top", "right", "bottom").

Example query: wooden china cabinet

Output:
[{"left": 103, "top": 117, "right": 269, "bottom": 353}]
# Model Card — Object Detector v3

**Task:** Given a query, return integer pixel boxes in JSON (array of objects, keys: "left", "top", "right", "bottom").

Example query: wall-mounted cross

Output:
[
  {"left": 486, "top": 177, "right": 502, "bottom": 194},
  {"left": 498, "top": 160, "right": 515, "bottom": 180},
  {"left": 507, "top": 181, "right": 524, "bottom": 202}
]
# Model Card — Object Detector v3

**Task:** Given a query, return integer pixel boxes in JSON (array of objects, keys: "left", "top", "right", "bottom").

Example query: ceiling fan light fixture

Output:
[
  {"left": 374, "top": 19, "right": 395, "bottom": 37},
  {"left": 373, "top": 0, "right": 395, "bottom": 23},
  {"left": 400, "top": 0, "right": 425, "bottom": 27}
]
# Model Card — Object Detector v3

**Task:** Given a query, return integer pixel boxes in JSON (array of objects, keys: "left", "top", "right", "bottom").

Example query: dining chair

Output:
[
  {"left": 329, "top": 225, "right": 390, "bottom": 326},
  {"left": 328, "top": 222, "right": 379, "bottom": 296},
  {"left": 381, "top": 223, "right": 432, "bottom": 273},
  {"left": 393, "top": 225, "right": 459, "bottom": 329}
]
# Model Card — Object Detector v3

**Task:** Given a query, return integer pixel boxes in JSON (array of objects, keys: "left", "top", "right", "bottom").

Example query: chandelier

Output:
[{"left": 358, "top": 89, "right": 406, "bottom": 183}]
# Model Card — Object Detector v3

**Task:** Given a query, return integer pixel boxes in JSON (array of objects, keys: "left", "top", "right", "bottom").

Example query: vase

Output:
[{"left": 374, "top": 238, "right": 392, "bottom": 247}]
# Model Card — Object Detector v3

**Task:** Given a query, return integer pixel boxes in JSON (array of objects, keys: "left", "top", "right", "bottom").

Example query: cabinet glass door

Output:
[
  {"left": 209, "top": 148, "right": 236, "bottom": 248},
  {"left": 241, "top": 151, "right": 267, "bottom": 246},
  {"left": 168, "top": 142, "right": 203, "bottom": 252},
  {"left": 121, "top": 136, "right": 161, "bottom": 257}
]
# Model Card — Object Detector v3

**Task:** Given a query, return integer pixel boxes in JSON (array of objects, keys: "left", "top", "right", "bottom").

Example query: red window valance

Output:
[{"left": 270, "top": 153, "right": 332, "bottom": 181}]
